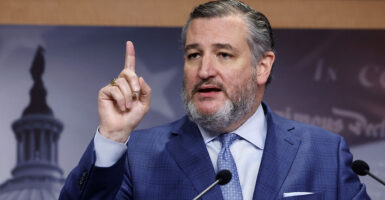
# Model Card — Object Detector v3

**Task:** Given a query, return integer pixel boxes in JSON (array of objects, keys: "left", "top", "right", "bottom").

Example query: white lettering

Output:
[
  {"left": 358, "top": 64, "right": 385, "bottom": 89},
  {"left": 275, "top": 107, "right": 385, "bottom": 139}
]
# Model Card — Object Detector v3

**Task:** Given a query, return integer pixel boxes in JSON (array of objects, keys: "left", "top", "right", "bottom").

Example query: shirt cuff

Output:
[{"left": 94, "top": 128, "right": 128, "bottom": 167}]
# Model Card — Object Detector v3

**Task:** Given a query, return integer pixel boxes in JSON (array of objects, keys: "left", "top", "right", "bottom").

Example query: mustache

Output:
[{"left": 191, "top": 79, "right": 228, "bottom": 96}]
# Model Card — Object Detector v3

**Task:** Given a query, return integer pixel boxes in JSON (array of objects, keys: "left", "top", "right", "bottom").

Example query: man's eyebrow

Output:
[
  {"left": 184, "top": 44, "right": 199, "bottom": 52},
  {"left": 213, "top": 43, "right": 239, "bottom": 53},
  {"left": 184, "top": 43, "right": 239, "bottom": 53}
]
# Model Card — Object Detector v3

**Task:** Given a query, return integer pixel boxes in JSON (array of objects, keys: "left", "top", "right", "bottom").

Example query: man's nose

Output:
[{"left": 198, "top": 55, "right": 217, "bottom": 79}]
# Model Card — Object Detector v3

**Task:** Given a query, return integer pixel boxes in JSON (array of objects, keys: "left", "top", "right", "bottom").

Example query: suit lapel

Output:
[
  {"left": 166, "top": 117, "right": 223, "bottom": 200},
  {"left": 253, "top": 105, "right": 301, "bottom": 200}
]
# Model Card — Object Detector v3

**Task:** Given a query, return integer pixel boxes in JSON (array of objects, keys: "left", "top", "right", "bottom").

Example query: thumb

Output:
[{"left": 139, "top": 77, "right": 151, "bottom": 105}]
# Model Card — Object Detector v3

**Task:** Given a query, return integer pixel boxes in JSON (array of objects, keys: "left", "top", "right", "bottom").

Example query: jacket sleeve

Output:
[
  {"left": 59, "top": 140, "right": 129, "bottom": 200},
  {"left": 337, "top": 137, "right": 370, "bottom": 200}
]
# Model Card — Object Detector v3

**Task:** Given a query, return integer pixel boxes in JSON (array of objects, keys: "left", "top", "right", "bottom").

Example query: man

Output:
[{"left": 60, "top": 0, "right": 369, "bottom": 199}]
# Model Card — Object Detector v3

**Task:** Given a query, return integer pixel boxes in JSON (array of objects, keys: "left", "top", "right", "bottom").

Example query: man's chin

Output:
[{"left": 194, "top": 107, "right": 220, "bottom": 117}]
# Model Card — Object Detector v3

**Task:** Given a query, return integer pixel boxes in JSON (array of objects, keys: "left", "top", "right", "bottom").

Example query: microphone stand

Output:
[
  {"left": 366, "top": 170, "right": 385, "bottom": 186},
  {"left": 193, "top": 179, "right": 221, "bottom": 200}
]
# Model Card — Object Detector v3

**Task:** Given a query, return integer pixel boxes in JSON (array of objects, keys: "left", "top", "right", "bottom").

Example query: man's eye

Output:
[
  {"left": 218, "top": 52, "right": 232, "bottom": 59},
  {"left": 187, "top": 53, "right": 200, "bottom": 60}
]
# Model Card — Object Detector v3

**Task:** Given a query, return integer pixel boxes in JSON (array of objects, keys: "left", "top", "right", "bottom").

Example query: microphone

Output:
[
  {"left": 192, "top": 170, "right": 232, "bottom": 200},
  {"left": 352, "top": 160, "right": 385, "bottom": 186}
]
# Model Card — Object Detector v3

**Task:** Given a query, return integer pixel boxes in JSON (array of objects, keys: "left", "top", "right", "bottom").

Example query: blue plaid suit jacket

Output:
[{"left": 59, "top": 103, "right": 369, "bottom": 199}]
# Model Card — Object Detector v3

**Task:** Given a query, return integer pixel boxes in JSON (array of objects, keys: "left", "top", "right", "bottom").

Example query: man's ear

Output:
[{"left": 256, "top": 51, "right": 275, "bottom": 85}]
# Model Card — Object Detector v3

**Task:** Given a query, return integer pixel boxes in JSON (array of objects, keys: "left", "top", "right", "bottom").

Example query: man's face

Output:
[{"left": 182, "top": 15, "right": 260, "bottom": 132}]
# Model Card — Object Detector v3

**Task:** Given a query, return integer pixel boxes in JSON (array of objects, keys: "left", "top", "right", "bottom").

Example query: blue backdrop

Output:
[{"left": 0, "top": 25, "right": 384, "bottom": 199}]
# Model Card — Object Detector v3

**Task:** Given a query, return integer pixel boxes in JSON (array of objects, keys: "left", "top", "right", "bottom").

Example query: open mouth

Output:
[{"left": 197, "top": 85, "right": 222, "bottom": 93}]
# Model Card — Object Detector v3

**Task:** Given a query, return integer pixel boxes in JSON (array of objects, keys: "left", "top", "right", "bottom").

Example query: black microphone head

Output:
[
  {"left": 216, "top": 170, "right": 232, "bottom": 185},
  {"left": 352, "top": 160, "right": 370, "bottom": 176}
]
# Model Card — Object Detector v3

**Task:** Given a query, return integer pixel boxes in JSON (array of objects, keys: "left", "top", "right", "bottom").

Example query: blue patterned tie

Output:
[{"left": 217, "top": 133, "right": 243, "bottom": 200}]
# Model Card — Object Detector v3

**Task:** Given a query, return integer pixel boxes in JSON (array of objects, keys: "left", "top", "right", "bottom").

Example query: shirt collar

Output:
[{"left": 198, "top": 104, "right": 267, "bottom": 150}]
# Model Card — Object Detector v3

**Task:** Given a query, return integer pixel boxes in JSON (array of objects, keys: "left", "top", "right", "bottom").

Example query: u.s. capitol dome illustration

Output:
[{"left": 0, "top": 46, "right": 65, "bottom": 199}]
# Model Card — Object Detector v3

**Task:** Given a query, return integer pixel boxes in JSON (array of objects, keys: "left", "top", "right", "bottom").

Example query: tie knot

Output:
[{"left": 219, "top": 133, "right": 238, "bottom": 148}]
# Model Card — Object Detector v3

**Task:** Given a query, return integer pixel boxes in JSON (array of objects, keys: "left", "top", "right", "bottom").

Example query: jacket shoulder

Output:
[{"left": 269, "top": 108, "right": 343, "bottom": 145}]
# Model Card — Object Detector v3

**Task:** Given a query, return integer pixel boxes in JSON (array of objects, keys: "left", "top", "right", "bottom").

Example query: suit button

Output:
[
  {"left": 82, "top": 171, "right": 88, "bottom": 177},
  {"left": 79, "top": 170, "right": 88, "bottom": 187}
]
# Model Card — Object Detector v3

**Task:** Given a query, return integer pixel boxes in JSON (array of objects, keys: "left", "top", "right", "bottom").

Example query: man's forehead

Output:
[
  {"left": 184, "top": 15, "right": 248, "bottom": 50},
  {"left": 187, "top": 15, "right": 246, "bottom": 34}
]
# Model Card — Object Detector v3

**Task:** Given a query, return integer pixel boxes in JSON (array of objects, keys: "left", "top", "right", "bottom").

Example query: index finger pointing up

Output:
[{"left": 125, "top": 41, "right": 135, "bottom": 71}]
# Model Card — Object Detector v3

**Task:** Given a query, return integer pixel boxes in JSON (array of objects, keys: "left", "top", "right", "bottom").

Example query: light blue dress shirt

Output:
[
  {"left": 198, "top": 104, "right": 267, "bottom": 199},
  {"left": 94, "top": 104, "right": 267, "bottom": 200}
]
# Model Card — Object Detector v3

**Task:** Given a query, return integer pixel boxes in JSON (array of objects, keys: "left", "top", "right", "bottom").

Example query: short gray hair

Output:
[{"left": 181, "top": 0, "right": 275, "bottom": 84}]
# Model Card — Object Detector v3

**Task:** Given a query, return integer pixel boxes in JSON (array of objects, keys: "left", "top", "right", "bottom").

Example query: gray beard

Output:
[{"left": 182, "top": 71, "right": 257, "bottom": 133}]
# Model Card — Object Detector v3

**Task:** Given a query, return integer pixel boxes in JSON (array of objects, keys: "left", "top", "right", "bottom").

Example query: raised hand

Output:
[{"left": 98, "top": 41, "right": 151, "bottom": 143}]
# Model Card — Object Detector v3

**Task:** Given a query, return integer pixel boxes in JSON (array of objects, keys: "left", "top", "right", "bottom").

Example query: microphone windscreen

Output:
[
  {"left": 352, "top": 160, "right": 370, "bottom": 176},
  {"left": 216, "top": 170, "right": 232, "bottom": 185}
]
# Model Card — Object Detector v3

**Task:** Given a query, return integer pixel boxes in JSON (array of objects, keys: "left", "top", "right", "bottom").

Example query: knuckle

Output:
[
  {"left": 98, "top": 86, "right": 109, "bottom": 95},
  {"left": 117, "top": 81, "right": 130, "bottom": 93},
  {"left": 111, "top": 86, "right": 120, "bottom": 93},
  {"left": 116, "top": 79, "right": 126, "bottom": 88},
  {"left": 119, "top": 69, "right": 129, "bottom": 78},
  {"left": 110, "top": 87, "right": 123, "bottom": 98},
  {"left": 98, "top": 88, "right": 105, "bottom": 94},
  {"left": 127, "top": 70, "right": 137, "bottom": 79}
]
